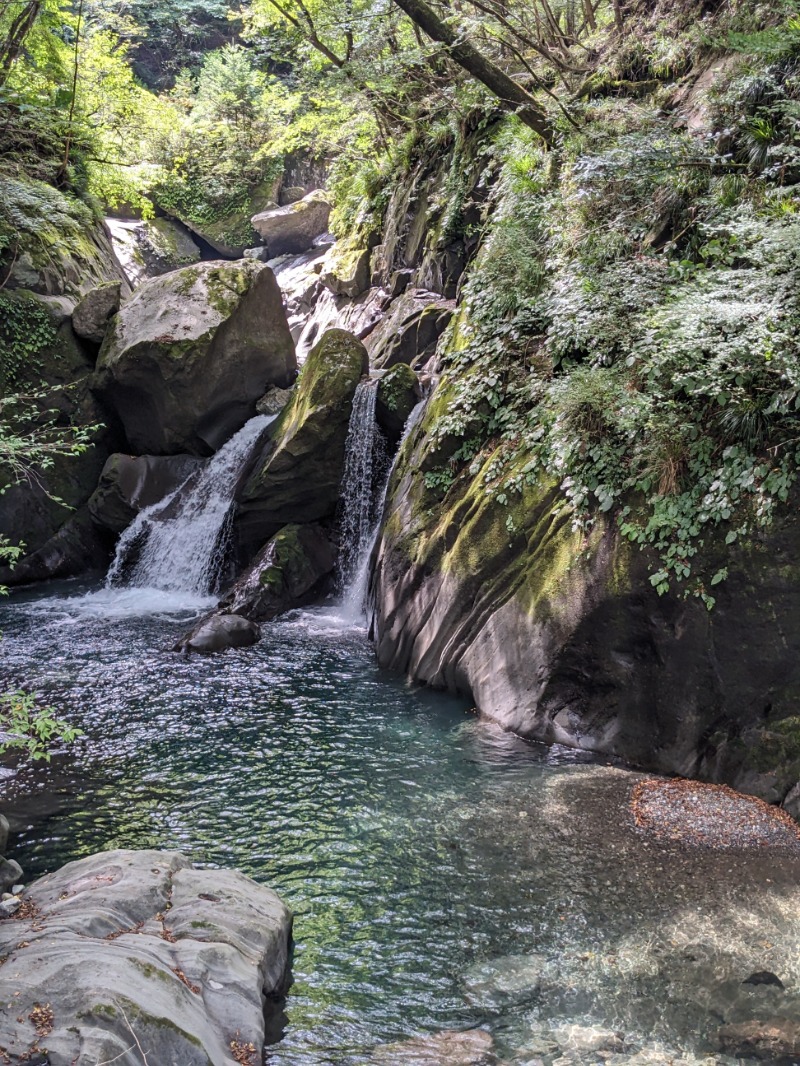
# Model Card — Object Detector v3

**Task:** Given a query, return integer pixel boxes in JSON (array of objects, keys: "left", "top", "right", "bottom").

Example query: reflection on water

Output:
[{"left": 2, "top": 581, "right": 800, "bottom": 1065}]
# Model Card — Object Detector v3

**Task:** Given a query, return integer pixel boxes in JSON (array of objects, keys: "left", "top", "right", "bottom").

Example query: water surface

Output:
[{"left": 2, "top": 582, "right": 800, "bottom": 1064}]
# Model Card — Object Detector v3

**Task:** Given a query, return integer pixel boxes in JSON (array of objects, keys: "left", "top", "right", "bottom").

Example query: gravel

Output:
[{"left": 631, "top": 778, "right": 800, "bottom": 850}]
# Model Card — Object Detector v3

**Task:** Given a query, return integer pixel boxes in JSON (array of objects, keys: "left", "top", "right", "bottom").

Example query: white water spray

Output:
[{"left": 107, "top": 415, "right": 274, "bottom": 596}]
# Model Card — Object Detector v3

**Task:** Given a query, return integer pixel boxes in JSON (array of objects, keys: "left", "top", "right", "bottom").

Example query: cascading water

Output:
[
  {"left": 337, "top": 381, "right": 388, "bottom": 608},
  {"left": 338, "top": 386, "right": 426, "bottom": 622},
  {"left": 107, "top": 415, "right": 273, "bottom": 597}
]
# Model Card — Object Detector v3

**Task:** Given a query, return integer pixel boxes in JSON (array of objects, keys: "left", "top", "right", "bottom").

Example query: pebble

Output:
[
  {"left": 0, "top": 897, "right": 21, "bottom": 917},
  {"left": 11, "top": 885, "right": 24, "bottom": 895},
  {"left": 631, "top": 778, "right": 800, "bottom": 849}
]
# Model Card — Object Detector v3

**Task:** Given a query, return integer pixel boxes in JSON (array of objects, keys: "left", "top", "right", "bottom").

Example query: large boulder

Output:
[
  {"left": 367, "top": 288, "right": 455, "bottom": 369},
  {"left": 158, "top": 177, "right": 280, "bottom": 258},
  {"left": 88, "top": 453, "right": 205, "bottom": 534},
  {"left": 0, "top": 849, "right": 292, "bottom": 1065},
  {"left": 235, "top": 328, "right": 369, "bottom": 558},
  {"left": 251, "top": 190, "right": 331, "bottom": 257},
  {"left": 71, "top": 281, "right": 122, "bottom": 344},
  {"left": 94, "top": 259, "right": 296, "bottom": 455},
  {"left": 221, "top": 523, "right": 337, "bottom": 621}
]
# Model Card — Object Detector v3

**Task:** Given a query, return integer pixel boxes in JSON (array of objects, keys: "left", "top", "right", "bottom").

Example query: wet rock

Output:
[
  {"left": 252, "top": 190, "right": 332, "bottom": 257},
  {"left": 175, "top": 613, "right": 261, "bottom": 655},
  {"left": 256, "top": 386, "right": 294, "bottom": 417},
  {"left": 367, "top": 288, "right": 455, "bottom": 369},
  {"left": 744, "top": 971, "right": 786, "bottom": 990},
  {"left": 0, "top": 849, "right": 292, "bottom": 1065},
  {"left": 0, "top": 858, "right": 23, "bottom": 894},
  {"left": 236, "top": 328, "right": 368, "bottom": 558},
  {"left": 1, "top": 508, "right": 112, "bottom": 586},
  {"left": 371, "top": 1028, "right": 495, "bottom": 1064},
  {"left": 461, "top": 953, "right": 547, "bottom": 1009},
  {"left": 88, "top": 453, "right": 205, "bottom": 533},
  {"left": 718, "top": 1017, "right": 800, "bottom": 1060},
  {"left": 72, "top": 281, "right": 122, "bottom": 344},
  {"left": 222, "top": 523, "right": 337, "bottom": 622},
  {"left": 376, "top": 363, "right": 421, "bottom": 443},
  {"left": 94, "top": 259, "right": 296, "bottom": 455}
]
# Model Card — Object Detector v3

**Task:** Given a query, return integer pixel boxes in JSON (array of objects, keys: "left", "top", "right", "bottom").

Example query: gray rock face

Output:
[
  {"left": 376, "top": 363, "right": 420, "bottom": 443},
  {"left": 72, "top": 281, "right": 122, "bottom": 344},
  {"left": 221, "top": 523, "right": 337, "bottom": 622},
  {"left": 0, "top": 814, "right": 9, "bottom": 856},
  {"left": 320, "top": 238, "right": 372, "bottom": 298},
  {"left": 367, "top": 289, "right": 455, "bottom": 369},
  {"left": 0, "top": 849, "right": 291, "bottom": 1066},
  {"left": 251, "top": 191, "right": 331, "bottom": 257},
  {"left": 176, "top": 613, "right": 261, "bottom": 654},
  {"left": 88, "top": 453, "right": 205, "bottom": 533},
  {"left": 94, "top": 259, "right": 297, "bottom": 455},
  {"left": 372, "top": 390, "right": 800, "bottom": 807}
]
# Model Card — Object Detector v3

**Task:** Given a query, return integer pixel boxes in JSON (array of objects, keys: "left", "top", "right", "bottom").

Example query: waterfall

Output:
[
  {"left": 338, "top": 390, "right": 426, "bottom": 622},
  {"left": 107, "top": 415, "right": 274, "bottom": 596},
  {"left": 337, "top": 382, "right": 389, "bottom": 611}
]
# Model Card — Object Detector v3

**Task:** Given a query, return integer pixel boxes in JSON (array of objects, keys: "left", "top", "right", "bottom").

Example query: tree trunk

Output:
[
  {"left": 390, "top": 0, "right": 553, "bottom": 144},
  {"left": 0, "top": 0, "right": 42, "bottom": 88}
]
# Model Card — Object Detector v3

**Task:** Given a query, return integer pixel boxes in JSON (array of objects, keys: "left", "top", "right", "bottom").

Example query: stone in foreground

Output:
[{"left": 0, "top": 849, "right": 292, "bottom": 1065}]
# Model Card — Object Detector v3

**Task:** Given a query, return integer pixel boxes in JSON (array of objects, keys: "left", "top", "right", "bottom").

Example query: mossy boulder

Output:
[
  {"left": 235, "top": 328, "right": 368, "bottom": 558},
  {"left": 376, "top": 363, "right": 420, "bottom": 443},
  {"left": 251, "top": 190, "right": 331, "bottom": 257},
  {"left": 320, "top": 236, "right": 371, "bottom": 298},
  {"left": 373, "top": 364, "right": 800, "bottom": 813},
  {"left": 0, "top": 176, "right": 129, "bottom": 301},
  {"left": 222, "top": 522, "right": 337, "bottom": 621},
  {"left": 159, "top": 176, "right": 280, "bottom": 258},
  {"left": 94, "top": 259, "right": 296, "bottom": 455}
]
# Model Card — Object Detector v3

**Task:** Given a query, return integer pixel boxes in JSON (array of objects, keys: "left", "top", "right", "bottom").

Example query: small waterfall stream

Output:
[
  {"left": 338, "top": 384, "right": 426, "bottom": 622},
  {"left": 107, "top": 415, "right": 273, "bottom": 596}
]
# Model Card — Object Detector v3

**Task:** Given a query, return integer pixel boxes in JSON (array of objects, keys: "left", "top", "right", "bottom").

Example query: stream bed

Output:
[{"left": 2, "top": 581, "right": 800, "bottom": 1065}]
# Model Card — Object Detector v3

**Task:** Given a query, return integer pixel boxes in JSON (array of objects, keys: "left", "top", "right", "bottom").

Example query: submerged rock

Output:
[
  {"left": 251, "top": 190, "right": 331, "bottom": 257},
  {"left": 94, "top": 259, "right": 296, "bottom": 455},
  {"left": 236, "top": 328, "right": 369, "bottom": 559},
  {"left": 175, "top": 613, "right": 261, "bottom": 654},
  {"left": 222, "top": 523, "right": 337, "bottom": 622},
  {"left": 371, "top": 1029, "right": 495, "bottom": 1065},
  {"left": 461, "top": 953, "right": 547, "bottom": 1010},
  {"left": 72, "top": 281, "right": 122, "bottom": 344},
  {"left": 718, "top": 1017, "right": 800, "bottom": 1060},
  {"left": 0, "top": 849, "right": 292, "bottom": 1065}
]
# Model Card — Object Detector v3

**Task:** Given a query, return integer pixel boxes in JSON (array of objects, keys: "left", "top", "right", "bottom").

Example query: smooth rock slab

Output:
[
  {"left": 0, "top": 849, "right": 292, "bottom": 1066},
  {"left": 251, "top": 190, "right": 331, "bottom": 257}
]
